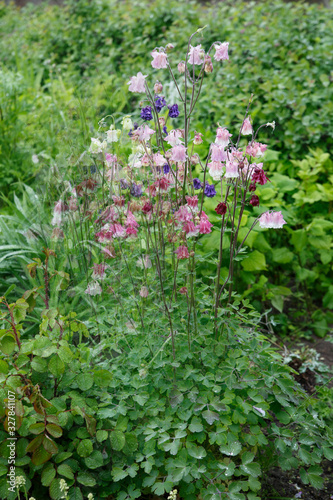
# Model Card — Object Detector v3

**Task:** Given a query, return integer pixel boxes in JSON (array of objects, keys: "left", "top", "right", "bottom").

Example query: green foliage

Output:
[
  {"left": 0, "top": 286, "right": 332, "bottom": 499},
  {"left": 0, "top": 0, "right": 332, "bottom": 199},
  {"left": 245, "top": 149, "right": 332, "bottom": 336}
]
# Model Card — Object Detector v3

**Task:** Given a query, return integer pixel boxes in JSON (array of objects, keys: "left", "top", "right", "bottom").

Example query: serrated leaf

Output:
[
  {"left": 202, "top": 410, "right": 219, "bottom": 425},
  {"left": 48, "top": 355, "right": 65, "bottom": 377},
  {"left": 76, "top": 373, "right": 93, "bottom": 391},
  {"left": 84, "top": 450, "right": 103, "bottom": 469},
  {"left": 77, "top": 439, "right": 93, "bottom": 458},
  {"left": 110, "top": 430, "right": 126, "bottom": 451},
  {"left": 32, "top": 445, "right": 52, "bottom": 466},
  {"left": 41, "top": 465, "right": 56, "bottom": 487},
  {"left": 46, "top": 424, "right": 62, "bottom": 438},
  {"left": 220, "top": 441, "right": 242, "bottom": 457},
  {"left": 240, "top": 462, "right": 261, "bottom": 477},
  {"left": 77, "top": 472, "right": 96, "bottom": 487},
  {"left": 186, "top": 441, "right": 207, "bottom": 459},
  {"left": 96, "top": 430, "right": 108, "bottom": 443},
  {"left": 58, "top": 463, "right": 74, "bottom": 480}
]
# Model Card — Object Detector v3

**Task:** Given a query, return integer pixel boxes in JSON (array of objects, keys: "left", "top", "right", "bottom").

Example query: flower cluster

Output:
[{"left": 55, "top": 31, "right": 286, "bottom": 303}]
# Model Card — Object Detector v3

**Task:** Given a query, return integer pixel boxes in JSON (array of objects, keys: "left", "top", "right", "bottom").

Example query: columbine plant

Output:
[
  {"left": 51, "top": 28, "right": 285, "bottom": 349},
  {"left": 1, "top": 29, "right": 332, "bottom": 500}
]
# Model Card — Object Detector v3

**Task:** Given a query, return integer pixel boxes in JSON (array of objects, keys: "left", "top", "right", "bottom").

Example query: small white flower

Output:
[
  {"left": 89, "top": 138, "right": 107, "bottom": 154},
  {"left": 85, "top": 282, "right": 102, "bottom": 296},
  {"left": 266, "top": 121, "right": 275, "bottom": 131},
  {"left": 15, "top": 476, "right": 26, "bottom": 487},
  {"left": 87, "top": 494, "right": 94, "bottom": 500},
  {"left": 107, "top": 125, "right": 121, "bottom": 143},
  {"left": 121, "top": 116, "right": 133, "bottom": 131},
  {"left": 168, "top": 489, "right": 178, "bottom": 500},
  {"left": 32, "top": 154, "right": 39, "bottom": 164}
]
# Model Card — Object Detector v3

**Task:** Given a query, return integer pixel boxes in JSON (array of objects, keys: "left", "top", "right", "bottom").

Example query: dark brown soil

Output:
[{"left": 262, "top": 461, "right": 333, "bottom": 500}]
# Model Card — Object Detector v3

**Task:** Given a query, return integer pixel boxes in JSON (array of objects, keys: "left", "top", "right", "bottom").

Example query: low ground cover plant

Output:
[{"left": 0, "top": 29, "right": 332, "bottom": 500}]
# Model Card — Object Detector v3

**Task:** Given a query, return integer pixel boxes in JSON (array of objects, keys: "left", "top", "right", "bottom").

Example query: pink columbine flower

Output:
[
  {"left": 242, "top": 117, "right": 253, "bottom": 136},
  {"left": 199, "top": 213, "right": 213, "bottom": 234},
  {"left": 188, "top": 44, "right": 205, "bottom": 65},
  {"left": 246, "top": 142, "right": 267, "bottom": 158},
  {"left": 225, "top": 160, "right": 239, "bottom": 178},
  {"left": 125, "top": 211, "right": 139, "bottom": 228},
  {"left": 164, "top": 129, "right": 184, "bottom": 146},
  {"left": 154, "top": 81, "right": 163, "bottom": 94},
  {"left": 171, "top": 145, "right": 187, "bottom": 163},
  {"left": 112, "top": 195, "right": 126, "bottom": 207},
  {"left": 178, "top": 61, "right": 186, "bottom": 74},
  {"left": 194, "top": 131, "right": 203, "bottom": 145},
  {"left": 151, "top": 50, "right": 168, "bottom": 69},
  {"left": 211, "top": 143, "right": 227, "bottom": 162},
  {"left": 135, "top": 124, "right": 155, "bottom": 142},
  {"left": 153, "top": 153, "right": 166, "bottom": 167},
  {"left": 174, "top": 206, "right": 192, "bottom": 223},
  {"left": 214, "top": 42, "right": 229, "bottom": 61},
  {"left": 259, "top": 211, "right": 286, "bottom": 229},
  {"left": 156, "top": 177, "right": 171, "bottom": 193},
  {"left": 185, "top": 195, "right": 199, "bottom": 210},
  {"left": 215, "top": 127, "right": 232, "bottom": 148},
  {"left": 69, "top": 196, "right": 77, "bottom": 211},
  {"left": 92, "top": 263, "right": 109, "bottom": 280},
  {"left": 102, "top": 246, "right": 116, "bottom": 259},
  {"left": 110, "top": 223, "right": 126, "bottom": 238},
  {"left": 183, "top": 221, "right": 199, "bottom": 238},
  {"left": 127, "top": 72, "right": 147, "bottom": 93},
  {"left": 140, "top": 286, "right": 149, "bottom": 298},
  {"left": 208, "top": 161, "right": 224, "bottom": 181},
  {"left": 52, "top": 200, "right": 68, "bottom": 226},
  {"left": 85, "top": 282, "right": 102, "bottom": 296},
  {"left": 175, "top": 246, "right": 190, "bottom": 259},
  {"left": 126, "top": 226, "right": 138, "bottom": 238}
]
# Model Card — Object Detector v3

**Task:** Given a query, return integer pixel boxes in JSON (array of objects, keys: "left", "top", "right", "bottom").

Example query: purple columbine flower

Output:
[
  {"left": 163, "top": 163, "right": 170, "bottom": 174},
  {"left": 120, "top": 179, "right": 129, "bottom": 190},
  {"left": 155, "top": 96, "right": 166, "bottom": 113},
  {"left": 163, "top": 125, "right": 168, "bottom": 135},
  {"left": 130, "top": 183, "right": 143, "bottom": 197},
  {"left": 193, "top": 178, "right": 202, "bottom": 190},
  {"left": 168, "top": 104, "right": 179, "bottom": 118},
  {"left": 140, "top": 106, "right": 153, "bottom": 121},
  {"left": 204, "top": 182, "right": 216, "bottom": 198}
]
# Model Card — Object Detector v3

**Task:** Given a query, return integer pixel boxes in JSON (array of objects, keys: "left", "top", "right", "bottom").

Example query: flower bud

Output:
[
  {"left": 249, "top": 195, "right": 260, "bottom": 207},
  {"left": 179, "top": 286, "right": 188, "bottom": 295},
  {"left": 193, "top": 131, "right": 203, "bottom": 145},
  {"left": 191, "top": 154, "right": 199, "bottom": 165},
  {"left": 165, "top": 43, "right": 175, "bottom": 53},
  {"left": 158, "top": 117, "right": 166, "bottom": 128},
  {"left": 204, "top": 55, "right": 213, "bottom": 74},
  {"left": 178, "top": 61, "right": 186, "bottom": 74},
  {"left": 140, "top": 286, "right": 149, "bottom": 298},
  {"left": 154, "top": 81, "right": 163, "bottom": 94}
]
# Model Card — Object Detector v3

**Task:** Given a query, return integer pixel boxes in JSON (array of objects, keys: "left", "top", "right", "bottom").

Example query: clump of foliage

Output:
[{"left": 0, "top": 28, "right": 332, "bottom": 500}]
